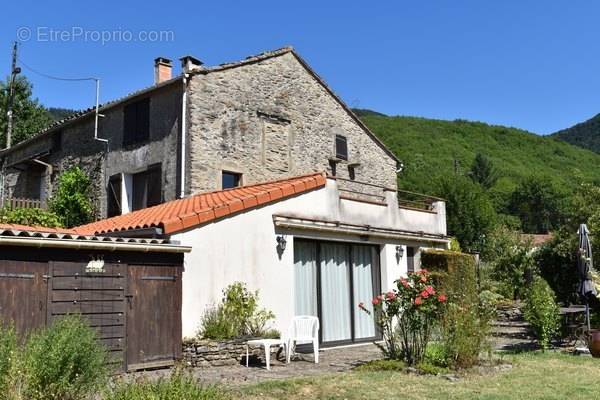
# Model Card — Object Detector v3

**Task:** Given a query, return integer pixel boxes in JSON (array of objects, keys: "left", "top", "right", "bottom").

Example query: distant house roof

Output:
[
  {"left": 75, "top": 172, "right": 326, "bottom": 236},
  {"left": 0, "top": 47, "right": 399, "bottom": 164},
  {"left": 521, "top": 233, "right": 554, "bottom": 247}
]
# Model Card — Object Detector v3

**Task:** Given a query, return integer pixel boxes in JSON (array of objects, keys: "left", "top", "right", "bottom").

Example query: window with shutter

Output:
[
  {"left": 146, "top": 165, "right": 162, "bottom": 207},
  {"left": 132, "top": 164, "right": 162, "bottom": 211},
  {"left": 107, "top": 174, "right": 122, "bottom": 217},
  {"left": 123, "top": 98, "right": 150, "bottom": 146},
  {"left": 335, "top": 135, "right": 348, "bottom": 160}
]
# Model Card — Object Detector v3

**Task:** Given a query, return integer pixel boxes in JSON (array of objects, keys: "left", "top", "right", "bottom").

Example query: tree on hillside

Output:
[
  {"left": 437, "top": 175, "right": 497, "bottom": 252},
  {"left": 0, "top": 76, "right": 53, "bottom": 147},
  {"left": 468, "top": 153, "right": 498, "bottom": 190},
  {"left": 49, "top": 167, "right": 94, "bottom": 228},
  {"left": 508, "top": 176, "right": 566, "bottom": 234}
]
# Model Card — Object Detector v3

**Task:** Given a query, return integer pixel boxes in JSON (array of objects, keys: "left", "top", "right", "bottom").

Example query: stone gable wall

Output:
[
  {"left": 2, "top": 83, "right": 182, "bottom": 218},
  {"left": 186, "top": 52, "right": 398, "bottom": 194}
]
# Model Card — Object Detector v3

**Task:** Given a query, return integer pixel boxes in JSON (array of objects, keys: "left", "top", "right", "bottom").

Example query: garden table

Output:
[{"left": 245, "top": 338, "right": 286, "bottom": 370}]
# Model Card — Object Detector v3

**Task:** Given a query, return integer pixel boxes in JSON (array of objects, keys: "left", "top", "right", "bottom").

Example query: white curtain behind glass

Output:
[
  {"left": 352, "top": 245, "right": 376, "bottom": 339},
  {"left": 293, "top": 241, "right": 318, "bottom": 316},
  {"left": 320, "top": 243, "right": 352, "bottom": 342}
]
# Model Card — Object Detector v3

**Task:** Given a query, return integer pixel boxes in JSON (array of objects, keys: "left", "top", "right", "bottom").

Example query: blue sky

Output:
[{"left": 1, "top": 1, "right": 599, "bottom": 134}]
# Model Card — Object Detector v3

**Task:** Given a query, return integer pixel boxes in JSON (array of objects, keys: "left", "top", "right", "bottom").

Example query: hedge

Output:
[
  {"left": 421, "top": 249, "right": 477, "bottom": 306},
  {"left": 421, "top": 249, "right": 486, "bottom": 368}
]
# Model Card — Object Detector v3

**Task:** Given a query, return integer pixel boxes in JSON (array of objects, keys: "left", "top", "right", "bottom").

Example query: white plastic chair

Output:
[{"left": 285, "top": 315, "right": 320, "bottom": 364}]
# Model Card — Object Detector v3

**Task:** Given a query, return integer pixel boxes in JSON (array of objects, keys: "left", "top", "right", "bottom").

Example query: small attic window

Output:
[
  {"left": 222, "top": 171, "right": 242, "bottom": 189},
  {"left": 335, "top": 135, "right": 348, "bottom": 160}
]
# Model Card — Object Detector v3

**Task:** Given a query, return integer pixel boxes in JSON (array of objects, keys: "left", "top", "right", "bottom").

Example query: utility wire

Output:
[{"left": 17, "top": 57, "right": 98, "bottom": 81}]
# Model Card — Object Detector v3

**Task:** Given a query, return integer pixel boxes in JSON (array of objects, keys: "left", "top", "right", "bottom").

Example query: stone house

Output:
[
  {"left": 0, "top": 46, "right": 449, "bottom": 349},
  {"left": 0, "top": 47, "right": 398, "bottom": 218}
]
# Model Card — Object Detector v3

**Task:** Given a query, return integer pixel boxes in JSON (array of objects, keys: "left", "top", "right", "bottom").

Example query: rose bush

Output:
[{"left": 360, "top": 270, "right": 446, "bottom": 365}]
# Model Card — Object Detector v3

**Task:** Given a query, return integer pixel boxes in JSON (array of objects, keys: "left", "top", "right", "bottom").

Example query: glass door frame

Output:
[{"left": 294, "top": 238, "right": 382, "bottom": 347}]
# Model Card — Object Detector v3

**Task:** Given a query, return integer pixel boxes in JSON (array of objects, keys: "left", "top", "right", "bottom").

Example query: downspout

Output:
[
  {"left": 32, "top": 158, "right": 53, "bottom": 206},
  {"left": 180, "top": 74, "right": 188, "bottom": 199}
]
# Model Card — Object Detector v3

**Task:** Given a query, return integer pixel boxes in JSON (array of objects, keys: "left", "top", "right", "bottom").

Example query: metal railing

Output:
[
  {"left": 396, "top": 189, "right": 443, "bottom": 212},
  {"left": 333, "top": 176, "right": 443, "bottom": 212}
]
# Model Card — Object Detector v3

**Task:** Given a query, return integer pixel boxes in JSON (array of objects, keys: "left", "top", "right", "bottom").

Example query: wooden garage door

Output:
[
  {"left": 49, "top": 261, "right": 126, "bottom": 369},
  {"left": 126, "top": 265, "right": 182, "bottom": 371},
  {"left": 0, "top": 261, "right": 48, "bottom": 335}
]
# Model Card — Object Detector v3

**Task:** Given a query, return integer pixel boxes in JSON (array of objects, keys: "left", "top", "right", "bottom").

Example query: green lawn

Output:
[{"left": 234, "top": 352, "right": 600, "bottom": 400}]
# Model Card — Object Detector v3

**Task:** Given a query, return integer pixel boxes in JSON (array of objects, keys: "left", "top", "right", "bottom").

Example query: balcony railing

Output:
[
  {"left": 1, "top": 197, "right": 47, "bottom": 210},
  {"left": 333, "top": 176, "right": 443, "bottom": 212},
  {"left": 396, "top": 189, "right": 443, "bottom": 212}
]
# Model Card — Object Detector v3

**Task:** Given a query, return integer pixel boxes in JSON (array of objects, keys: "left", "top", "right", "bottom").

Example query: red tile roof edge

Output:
[
  {"left": 0, "top": 224, "right": 77, "bottom": 235},
  {"left": 75, "top": 172, "right": 327, "bottom": 236}
]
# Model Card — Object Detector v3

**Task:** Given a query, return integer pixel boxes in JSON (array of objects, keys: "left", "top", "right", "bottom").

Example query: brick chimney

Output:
[
  {"left": 179, "top": 55, "right": 204, "bottom": 73},
  {"left": 154, "top": 57, "right": 172, "bottom": 84}
]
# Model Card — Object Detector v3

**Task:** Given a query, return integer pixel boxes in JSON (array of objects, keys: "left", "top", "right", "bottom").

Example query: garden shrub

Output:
[
  {"left": 416, "top": 361, "right": 449, "bottom": 375},
  {"left": 360, "top": 270, "right": 447, "bottom": 365},
  {"left": 424, "top": 342, "right": 448, "bottom": 368},
  {"left": 199, "top": 306, "right": 237, "bottom": 340},
  {"left": 483, "top": 226, "right": 535, "bottom": 300},
  {"left": 48, "top": 167, "right": 94, "bottom": 228},
  {"left": 534, "top": 229, "right": 579, "bottom": 304},
  {"left": 422, "top": 250, "right": 491, "bottom": 368},
  {"left": 523, "top": 277, "right": 561, "bottom": 350},
  {"left": 0, "top": 207, "right": 62, "bottom": 228},
  {"left": 0, "top": 324, "right": 18, "bottom": 399},
  {"left": 200, "top": 282, "right": 276, "bottom": 340},
  {"left": 22, "top": 315, "right": 108, "bottom": 400},
  {"left": 104, "top": 369, "right": 228, "bottom": 400}
]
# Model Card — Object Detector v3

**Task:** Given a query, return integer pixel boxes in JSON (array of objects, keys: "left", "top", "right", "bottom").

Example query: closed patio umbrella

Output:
[{"left": 578, "top": 224, "right": 597, "bottom": 332}]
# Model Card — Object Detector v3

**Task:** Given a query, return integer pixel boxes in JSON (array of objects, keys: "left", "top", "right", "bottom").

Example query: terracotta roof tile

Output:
[{"left": 76, "top": 172, "right": 326, "bottom": 235}]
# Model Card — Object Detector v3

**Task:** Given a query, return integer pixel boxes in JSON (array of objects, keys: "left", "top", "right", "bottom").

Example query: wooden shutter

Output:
[
  {"left": 123, "top": 103, "right": 137, "bottom": 146},
  {"left": 335, "top": 135, "right": 348, "bottom": 160},
  {"left": 135, "top": 98, "right": 150, "bottom": 143},
  {"left": 146, "top": 165, "right": 162, "bottom": 207},
  {"left": 107, "top": 174, "right": 122, "bottom": 217}
]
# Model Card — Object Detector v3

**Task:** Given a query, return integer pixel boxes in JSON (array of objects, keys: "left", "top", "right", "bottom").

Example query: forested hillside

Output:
[
  {"left": 359, "top": 114, "right": 600, "bottom": 201},
  {"left": 553, "top": 113, "right": 600, "bottom": 153}
]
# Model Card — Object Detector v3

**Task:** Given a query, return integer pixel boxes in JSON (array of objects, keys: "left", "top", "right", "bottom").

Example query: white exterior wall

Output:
[{"left": 173, "top": 178, "right": 447, "bottom": 338}]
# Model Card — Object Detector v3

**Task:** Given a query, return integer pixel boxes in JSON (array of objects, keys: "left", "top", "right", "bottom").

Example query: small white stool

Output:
[{"left": 245, "top": 338, "right": 285, "bottom": 370}]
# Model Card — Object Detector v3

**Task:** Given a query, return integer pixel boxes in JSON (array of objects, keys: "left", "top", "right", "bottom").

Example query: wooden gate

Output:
[
  {"left": 0, "top": 255, "right": 183, "bottom": 372},
  {"left": 0, "top": 261, "right": 48, "bottom": 335},
  {"left": 126, "top": 265, "right": 182, "bottom": 371},
  {"left": 49, "top": 262, "right": 127, "bottom": 369}
]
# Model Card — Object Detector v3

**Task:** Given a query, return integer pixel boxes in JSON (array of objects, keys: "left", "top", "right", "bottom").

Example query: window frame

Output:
[
  {"left": 221, "top": 170, "right": 242, "bottom": 189},
  {"left": 131, "top": 163, "right": 163, "bottom": 211},
  {"left": 335, "top": 134, "right": 349, "bottom": 161},
  {"left": 107, "top": 174, "right": 122, "bottom": 217}
]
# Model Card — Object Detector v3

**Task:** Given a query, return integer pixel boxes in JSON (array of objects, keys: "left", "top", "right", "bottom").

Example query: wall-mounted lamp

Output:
[
  {"left": 396, "top": 245, "right": 404, "bottom": 259},
  {"left": 276, "top": 235, "right": 287, "bottom": 252}
]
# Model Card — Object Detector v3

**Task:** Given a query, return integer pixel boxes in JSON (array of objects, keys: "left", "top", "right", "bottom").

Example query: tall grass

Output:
[{"left": 105, "top": 370, "right": 228, "bottom": 400}]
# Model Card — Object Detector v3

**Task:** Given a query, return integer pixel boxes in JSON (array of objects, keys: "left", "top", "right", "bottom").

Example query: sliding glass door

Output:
[{"left": 293, "top": 239, "right": 380, "bottom": 345}]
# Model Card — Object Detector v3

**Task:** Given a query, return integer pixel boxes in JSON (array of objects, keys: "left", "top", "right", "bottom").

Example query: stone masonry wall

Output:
[
  {"left": 182, "top": 338, "right": 279, "bottom": 368},
  {"left": 186, "top": 52, "right": 398, "bottom": 194},
  {"left": 2, "top": 82, "right": 182, "bottom": 219}
]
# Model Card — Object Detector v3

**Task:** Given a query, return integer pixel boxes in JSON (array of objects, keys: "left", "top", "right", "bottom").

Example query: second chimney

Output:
[{"left": 154, "top": 57, "right": 172, "bottom": 84}]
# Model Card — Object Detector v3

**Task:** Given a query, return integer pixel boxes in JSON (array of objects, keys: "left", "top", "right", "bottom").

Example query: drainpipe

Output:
[
  {"left": 32, "top": 158, "right": 53, "bottom": 206},
  {"left": 0, "top": 161, "right": 5, "bottom": 208},
  {"left": 180, "top": 74, "right": 188, "bottom": 199}
]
